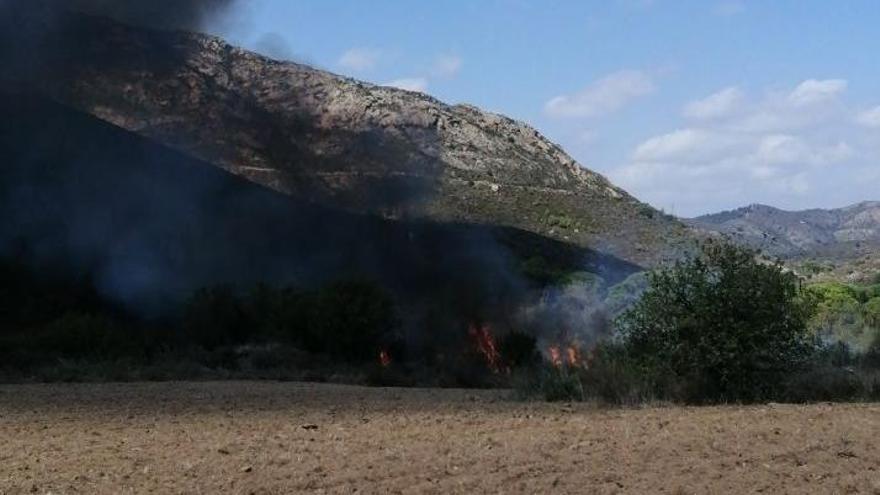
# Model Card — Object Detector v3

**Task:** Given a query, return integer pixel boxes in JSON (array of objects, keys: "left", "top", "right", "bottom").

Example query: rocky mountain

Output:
[
  {"left": 1, "top": 91, "right": 642, "bottom": 315},
  {"left": 5, "top": 10, "right": 690, "bottom": 266},
  {"left": 690, "top": 202, "right": 880, "bottom": 258}
]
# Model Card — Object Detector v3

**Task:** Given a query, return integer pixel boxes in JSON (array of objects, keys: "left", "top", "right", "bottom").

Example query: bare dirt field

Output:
[{"left": 1, "top": 382, "right": 879, "bottom": 494}]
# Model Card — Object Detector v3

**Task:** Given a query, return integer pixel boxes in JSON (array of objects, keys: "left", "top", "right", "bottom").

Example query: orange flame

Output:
[
  {"left": 378, "top": 349, "right": 392, "bottom": 367},
  {"left": 566, "top": 346, "right": 580, "bottom": 367},
  {"left": 547, "top": 343, "right": 584, "bottom": 368},
  {"left": 468, "top": 323, "right": 502, "bottom": 373},
  {"left": 548, "top": 345, "right": 563, "bottom": 368}
]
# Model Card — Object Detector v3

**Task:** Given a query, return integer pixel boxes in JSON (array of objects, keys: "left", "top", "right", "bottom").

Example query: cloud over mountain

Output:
[
  {"left": 544, "top": 70, "right": 655, "bottom": 119},
  {"left": 610, "top": 78, "right": 876, "bottom": 216}
]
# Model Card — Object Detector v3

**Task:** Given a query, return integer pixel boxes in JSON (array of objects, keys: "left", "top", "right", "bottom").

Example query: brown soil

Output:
[{"left": 1, "top": 381, "right": 879, "bottom": 494}]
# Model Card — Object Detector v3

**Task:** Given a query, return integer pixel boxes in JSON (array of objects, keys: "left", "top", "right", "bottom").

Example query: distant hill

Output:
[
  {"left": 4, "top": 10, "right": 691, "bottom": 266},
  {"left": 690, "top": 202, "right": 880, "bottom": 256},
  {"left": 689, "top": 202, "right": 880, "bottom": 283}
]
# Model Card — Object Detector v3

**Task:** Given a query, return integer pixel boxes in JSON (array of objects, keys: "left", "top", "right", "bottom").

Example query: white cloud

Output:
[
  {"left": 384, "top": 77, "right": 428, "bottom": 93},
  {"left": 633, "top": 128, "right": 718, "bottom": 162},
  {"left": 544, "top": 70, "right": 655, "bottom": 118},
  {"left": 683, "top": 87, "right": 744, "bottom": 120},
  {"left": 431, "top": 55, "right": 462, "bottom": 78},
  {"left": 753, "top": 134, "right": 808, "bottom": 165},
  {"left": 609, "top": 78, "right": 868, "bottom": 215},
  {"left": 337, "top": 47, "right": 382, "bottom": 71},
  {"left": 750, "top": 135, "right": 851, "bottom": 166},
  {"left": 704, "top": 79, "right": 849, "bottom": 133},
  {"left": 787, "top": 79, "right": 847, "bottom": 107},
  {"left": 856, "top": 106, "right": 880, "bottom": 128}
]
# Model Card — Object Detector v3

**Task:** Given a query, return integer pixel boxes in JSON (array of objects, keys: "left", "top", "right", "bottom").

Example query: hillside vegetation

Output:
[{"left": 10, "top": 11, "right": 691, "bottom": 266}]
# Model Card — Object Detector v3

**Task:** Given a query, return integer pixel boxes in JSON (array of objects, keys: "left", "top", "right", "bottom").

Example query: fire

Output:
[
  {"left": 468, "top": 323, "right": 503, "bottom": 373},
  {"left": 547, "top": 342, "right": 584, "bottom": 368},
  {"left": 548, "top": 345, "right": 562, "bottom": 368},
  {"left": 378, "top": 349, "right": 392, "bottom": 367},
  {"left": 566, "top": 346, "right": 580, "bottom": 367}
]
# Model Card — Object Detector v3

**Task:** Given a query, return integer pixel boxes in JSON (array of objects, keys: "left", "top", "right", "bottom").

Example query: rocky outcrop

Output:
[{"left": 18, "top": 13, "right": 690, "bottom": 265}]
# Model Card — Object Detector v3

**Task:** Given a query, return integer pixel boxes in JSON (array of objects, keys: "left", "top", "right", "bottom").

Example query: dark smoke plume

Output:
[
  {"left": 0, "top": 0, "right": 238, "bottom": 86},
  {"left": 0, "top": 0, "right": 641, "bottom": 360},
  {"left": 1, "top": 0, "right": 237, "bottom": 30}
]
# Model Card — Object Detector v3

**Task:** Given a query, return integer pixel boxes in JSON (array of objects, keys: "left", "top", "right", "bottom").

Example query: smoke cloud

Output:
[
  {"left": 1, "top": 0, "right": 238, "bottom": 30},
  {"left": 0, "top": 0, "right": 642, "bottom": 363},
  {"left": 0, "top": 0, "right": 239, "bottom": 86}
]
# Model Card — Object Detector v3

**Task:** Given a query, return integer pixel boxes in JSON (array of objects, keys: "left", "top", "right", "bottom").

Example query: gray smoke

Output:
[
  {"left": 0, "top": 0, "right": 643, "bottom": 361},
  {"left": 0, "top": 0, "right": 239, "bottom": 86}
]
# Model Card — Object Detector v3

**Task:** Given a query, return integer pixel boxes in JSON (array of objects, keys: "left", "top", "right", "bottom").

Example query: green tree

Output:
[
  {"left": 865, "top": 297, "right": 880, "bottom": 329},
  {"left": 617, "top": 241, "right": 816, "bottom": 402}
]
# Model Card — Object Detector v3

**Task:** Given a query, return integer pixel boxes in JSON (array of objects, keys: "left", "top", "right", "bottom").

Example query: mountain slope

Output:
[
  {"left": 0, "top": 91, "right": 641, "bottom": 314},
  {"left": 9, "top": 11, "right": 689, "bottom": 266},
  {"left": 690, "top": 202, "right": 880, "bottom": 259}
]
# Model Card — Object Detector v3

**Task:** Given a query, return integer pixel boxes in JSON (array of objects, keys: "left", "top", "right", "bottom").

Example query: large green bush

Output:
[{"left": 617, "top": 241, "right": 817, "bottom": 402}]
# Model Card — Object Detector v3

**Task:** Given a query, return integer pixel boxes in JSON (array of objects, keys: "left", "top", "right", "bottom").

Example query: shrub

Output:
[
  {"left": 617, "top": 241, "right": 817, "bottom": 403},
  {"left": 781, "top": 366, "right": 867, "bottom": 402},
  {"left": 800, "top": 260, "right": 831, "bottom": 276},
  {"left": 577, "top": 343, "right": 658, "bottom": 405},
  {"left": 243, "top": 284, "right": 308, "bottom": 343},
  {"left": 303, "top": 280, "right": 397, "bottom": 363},
  {"left": 0, "top": 257, "right": 107, "bottom": 334},
  {"left": 538, "top": 367, "right": 584, "bottom": 402},
  {"left": 865, "top": 297, "right": 880, "bottom": 328},
  {"left": 34, "top": 312, "right": 142, "bottom": 360},
  {"left": 181, "top": 286, "right": 249, "bottom": 350},
  {"left": 805, "top": 282, "right": 880, "bottom": 351},
  {"left": 519, "top": 343, "right": 673, "bottom": 405},
  {"left": 546, "top": 213, "right": 576, "bottom": 230},
  {"left": 521, "top": 256, "right": 560, "bottom": 286},
  {"left": 604, "top": 272, "right": 648, "bottom": 317}
]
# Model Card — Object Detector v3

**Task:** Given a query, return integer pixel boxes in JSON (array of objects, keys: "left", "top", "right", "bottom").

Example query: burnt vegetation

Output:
[
  {"left": 2, "top": 94, "right": 879, "bottom": 403},
  {"left": 6, "top": 229, "right": 880, "bottom": 405},
  {"left": 0, "top": 92, "right": 629, "bottom": 387},
  {"left": 1, "top": 96, "right": 878, "bottom": 399},
  {"left": 2, "top": 3, "right": 880, "bottom": 405}
]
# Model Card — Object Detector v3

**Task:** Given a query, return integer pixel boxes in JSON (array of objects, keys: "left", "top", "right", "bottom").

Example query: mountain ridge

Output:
[
  {"left": 7, "top": 11, "right": 690, "bottom": 266},
  {"left": 689, "top": 201, "right": 880, "bottom": 282}
]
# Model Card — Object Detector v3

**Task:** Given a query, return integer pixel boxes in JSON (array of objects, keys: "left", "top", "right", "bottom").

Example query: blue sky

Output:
[{"left": 213, "top": 0, "right": 880, "bottom": 216}]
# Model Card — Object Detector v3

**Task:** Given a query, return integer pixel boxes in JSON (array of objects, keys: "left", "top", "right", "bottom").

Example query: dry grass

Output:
[{"left": 2, "top": 381, "right": 880, "bottom": 494}]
